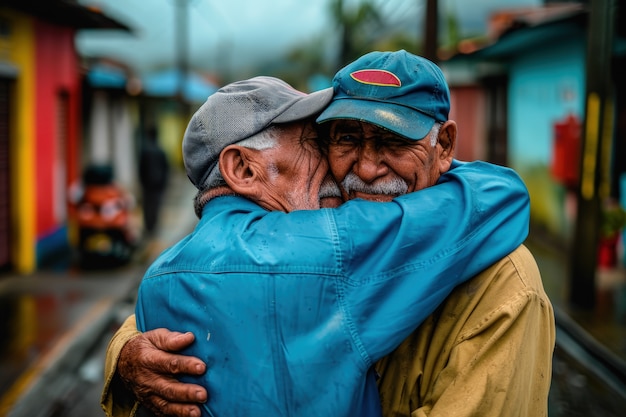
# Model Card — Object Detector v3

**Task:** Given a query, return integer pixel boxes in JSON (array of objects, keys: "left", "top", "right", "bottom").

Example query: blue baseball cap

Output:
[{"left": 316, "top": 50, "right": 450, "bottom": 140}]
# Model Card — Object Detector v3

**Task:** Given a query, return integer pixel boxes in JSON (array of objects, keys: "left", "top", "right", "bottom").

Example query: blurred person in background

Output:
[
  {"left": 102, "top": 51, "right": 554, "bottom": 417},
  {"left": 139, "top": 125, "right": 170, "bottom": 238}
]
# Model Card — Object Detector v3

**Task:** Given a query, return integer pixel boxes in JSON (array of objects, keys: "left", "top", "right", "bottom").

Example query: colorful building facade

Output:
[
  {"left": 444, "top": 4, "right": 626, "bottom": 244},
  {"left": 0, "top": 1, "right": 127, "bottom": 274}
]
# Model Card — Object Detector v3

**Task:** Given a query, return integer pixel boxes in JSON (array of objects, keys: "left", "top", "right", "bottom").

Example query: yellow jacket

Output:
[
  {"left": 375, "top": 245, "right": 555, "bottom": 416},
  {"left": 101, "top": 314, "right": 140, "bottom": 417}
]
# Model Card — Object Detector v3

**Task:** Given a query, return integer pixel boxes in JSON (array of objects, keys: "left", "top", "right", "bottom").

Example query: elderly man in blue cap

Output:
[
  {"left": 102, "top": 51, "right": 553, "bottom": 417},
  {"left": 315, "top": 50, "right": 554, "bottom": 417}
]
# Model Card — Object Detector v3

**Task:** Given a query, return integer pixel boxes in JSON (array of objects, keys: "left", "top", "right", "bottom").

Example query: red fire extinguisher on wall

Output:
[{"left": 551, "top": 114, "right": 581, "bottom": 190}]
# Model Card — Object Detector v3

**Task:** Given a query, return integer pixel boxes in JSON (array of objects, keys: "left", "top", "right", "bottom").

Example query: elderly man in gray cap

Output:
[{"left": 102, "top": 75, "right": 530, "bottom": 417}]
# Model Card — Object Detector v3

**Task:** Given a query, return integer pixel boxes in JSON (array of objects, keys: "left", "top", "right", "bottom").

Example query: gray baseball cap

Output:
[{"left": 183, "top": 76, "right": 334, "bottom": 189}]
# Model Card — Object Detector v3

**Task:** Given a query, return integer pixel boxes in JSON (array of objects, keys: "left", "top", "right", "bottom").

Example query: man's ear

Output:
[
  {"left": 437, "top": 120, "right": 457, "bottom": 173},
  {"left": 219, "top": 145, "right": 258, "bottom": 196}
]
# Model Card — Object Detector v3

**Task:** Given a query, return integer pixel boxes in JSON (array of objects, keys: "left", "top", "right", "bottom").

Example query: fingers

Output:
[
  {"left": 143, "top": 396, "right": 203, "bottom": 417},
  {"left": 151, "top": 353, "right": 206, "bottom": 376},
  {"left": 139, "top": 331, "right": 206, "bottom": 376},
  {"left": 154, "top": 379, "right": 208, "bottom": 404},
  {"left": 117, "top": 329, "right": 209, "bottom": 416},
  {"left": 119, "top": 329, "right": 207, "bottom": 380},
  {"left": 146, "top": 328, "right": 196, "bottom": 352},
  {"left": 131, "top": 374, "right": 208, "bottom": 415},
  {"left": 133, "top": 374, "right": 207, "bottom": 416}
]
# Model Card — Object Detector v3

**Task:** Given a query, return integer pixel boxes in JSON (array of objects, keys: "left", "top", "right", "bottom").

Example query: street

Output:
[
  {"left": 1, "top": 273, "right": 139, "bottom": 417},
  {"left": 549, "top": 324, "right": 626, "bottom": 416}
]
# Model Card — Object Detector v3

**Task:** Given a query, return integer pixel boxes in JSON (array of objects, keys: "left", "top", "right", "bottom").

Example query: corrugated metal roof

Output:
[
  {"left": 446, "top": 4, "right": 626, "bottom": 62},
  {"left": 446, "top": 7, "right": 589, "bottom": 62}
]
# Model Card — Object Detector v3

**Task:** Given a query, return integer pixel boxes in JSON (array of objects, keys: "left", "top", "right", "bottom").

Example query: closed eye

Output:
[{"left": 331, "top": 134, "right": 361, "bottom": 147}]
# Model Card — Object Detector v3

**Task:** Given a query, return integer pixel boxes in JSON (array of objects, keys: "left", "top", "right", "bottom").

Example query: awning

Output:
[
  {"left": 2, "top": 0, "right": 131, "bottom": 31},
  {"left": 142, "top": 69, "right": 219, "bottom": 103}
]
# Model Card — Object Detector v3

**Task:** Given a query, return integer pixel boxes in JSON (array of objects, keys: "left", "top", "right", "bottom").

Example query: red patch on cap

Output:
[{"left": 350, "top": 70, "right": 401, "bottom": 87}]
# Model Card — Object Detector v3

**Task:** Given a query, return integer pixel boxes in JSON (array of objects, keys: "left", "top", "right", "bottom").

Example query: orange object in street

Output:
[{"left": 71, "top": 165, "right": 137, "bottom": 269}]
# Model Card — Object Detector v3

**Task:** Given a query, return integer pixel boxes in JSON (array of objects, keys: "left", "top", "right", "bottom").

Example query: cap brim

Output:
[
  {"left": 316, "top": 97, "right": 435, "bottom": 140},
  {"left": 273, "top": 87, "right": 334, "bottom": 123}
]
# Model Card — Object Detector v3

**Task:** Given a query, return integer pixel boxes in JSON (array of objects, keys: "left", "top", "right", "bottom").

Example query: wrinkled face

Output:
[
  {"left": 326, "top": 120, "right": 452, "bottom": 202},
  {"left": 255, "top": 122, "right": 339, "bottom": 211}
]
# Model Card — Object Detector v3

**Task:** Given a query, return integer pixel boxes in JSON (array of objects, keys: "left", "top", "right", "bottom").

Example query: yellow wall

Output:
[
  {"left": 1, "top": 9, "right": 36, "bottom": 273},
  {"left": 159, "top": 109, "right": 188, "bottom": 169}
]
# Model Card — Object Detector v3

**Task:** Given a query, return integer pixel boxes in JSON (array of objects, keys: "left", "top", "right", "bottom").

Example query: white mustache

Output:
[
  {"left": 341, "top": 172, "right": 409, "bottom": 196},
  {"left": 319, "top": 177, "right": 342, "bottom": 199}
]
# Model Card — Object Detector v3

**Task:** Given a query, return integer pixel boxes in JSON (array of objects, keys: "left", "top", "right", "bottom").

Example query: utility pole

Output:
[
  {"left": 570, "top": 0, "right": 617, "bottom": 309},
  {"left": 175, "top": 0, "right": 190, "bottom": 114},
  {"left": 423, "top": 0, "right": 438, "bottom": 63}
]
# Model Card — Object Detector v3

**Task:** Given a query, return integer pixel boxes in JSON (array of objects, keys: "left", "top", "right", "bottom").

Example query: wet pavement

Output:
[
  {"left": 549, "top": 339, "right": 625, "bottom": 416},
  {"left": 0, "top": 169, "right": 625, "bottom": 416},
  {"left": 526, "top": 236, "right": 626, "bottom": 362},
  {"left": 0, "top": 170, "right": 199, "bottom": 417},
  {"left": 526, "top": 235, "right": 626, "bottom": 416},
  {"left": 0, "top": 266, "right": 143, "bottom": 416}
]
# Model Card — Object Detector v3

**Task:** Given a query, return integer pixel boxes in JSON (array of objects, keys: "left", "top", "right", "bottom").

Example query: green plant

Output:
[{"left": 601, "top": 205, "right": 626, "bottom": 238}]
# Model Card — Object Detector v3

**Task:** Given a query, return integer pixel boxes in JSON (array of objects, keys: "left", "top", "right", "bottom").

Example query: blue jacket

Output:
[{"left": 136, "top": 160, "right": 530, "bottom": 417}]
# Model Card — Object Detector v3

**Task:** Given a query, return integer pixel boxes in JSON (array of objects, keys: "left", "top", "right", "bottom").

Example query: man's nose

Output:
[{"left": 354, "top": 142, "right": 388, "bottom": 182}]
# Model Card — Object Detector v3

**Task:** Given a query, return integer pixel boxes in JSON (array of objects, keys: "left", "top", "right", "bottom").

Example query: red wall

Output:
[
  {"left": 34, "top": 21, "right": 81, "bottom": 237},
  {"left": 449, "top": 85, "right": 486, "bottom": 162}
]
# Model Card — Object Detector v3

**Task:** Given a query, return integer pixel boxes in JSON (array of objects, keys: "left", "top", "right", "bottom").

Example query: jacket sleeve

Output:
[
  {"left": 100, "top": 314, "right": 141, "bottom": 417},
  {"left": 340, "top": 160, "right": 531, "bottom": 361}
]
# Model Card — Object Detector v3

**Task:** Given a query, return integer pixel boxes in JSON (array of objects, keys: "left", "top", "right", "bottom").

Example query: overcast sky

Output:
[{"left": 76, "top": 0, "right": 540, "bottom": 76}]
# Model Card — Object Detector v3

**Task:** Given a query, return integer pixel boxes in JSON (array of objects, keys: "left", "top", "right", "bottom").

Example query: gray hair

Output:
[
  {"left": 193, "top": 125, "right": 280, "bottom": 217},
  {"left": 427, "top": 122, "right": 442, "bottom": 147}
]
